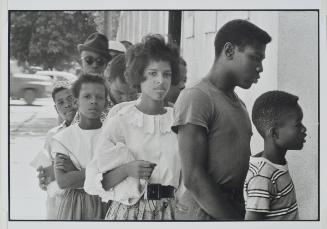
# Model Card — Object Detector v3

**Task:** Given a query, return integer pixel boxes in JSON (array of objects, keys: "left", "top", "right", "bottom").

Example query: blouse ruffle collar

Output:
[{"left": 117, "top": 104, "right": 174, "bottom": 134}]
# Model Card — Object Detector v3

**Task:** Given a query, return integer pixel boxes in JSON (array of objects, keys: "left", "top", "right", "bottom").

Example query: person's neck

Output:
[
  {"left": 136, "top": 93, "right": 166, "bottom": 115},
  {"left": 78, "top": 117, "right": 102, "bottom": 130},
  {"left": 205, "top": 61, "right": 236, "bottom": 98},
  {"left": 262, "top": 138, "right": 287, "bottom": 165},
  {"left": 66, "top": 119, "right": 72, "bottom": 127}
]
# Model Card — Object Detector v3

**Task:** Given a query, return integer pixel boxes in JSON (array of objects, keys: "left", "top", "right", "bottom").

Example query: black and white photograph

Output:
[{"left": 1, "top": 0, "right": 326, "bottom": 229}]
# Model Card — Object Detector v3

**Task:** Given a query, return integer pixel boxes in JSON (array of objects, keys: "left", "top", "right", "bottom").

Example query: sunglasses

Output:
[{"left": 81, "top": 56, "right": 107, "bottom": 66}]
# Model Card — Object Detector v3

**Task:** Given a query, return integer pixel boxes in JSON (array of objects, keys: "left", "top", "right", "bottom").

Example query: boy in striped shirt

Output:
[{"left": 244, "top": 91, "right": 307, "bottom": 220}]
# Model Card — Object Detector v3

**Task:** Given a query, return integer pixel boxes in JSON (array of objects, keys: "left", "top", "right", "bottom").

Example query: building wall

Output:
[
  {"left": 277, "top": 11, "right": 319, "bottom": 219},
  {"left": 116, "top": 11, "right": 169, "bottom": 44}
]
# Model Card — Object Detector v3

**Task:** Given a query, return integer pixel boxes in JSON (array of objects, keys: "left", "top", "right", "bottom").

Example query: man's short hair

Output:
[
  {"left": 51, "top": 81, "right": 72, "bottom": 101},
  {"left": 252, "top": 90, "right": 300, "bottom": 137},
  {"left": 108, "top": 53, "right": 126, "bottom": 83},
  {"left": 71, "top": 73, "right": 109, "bottom": 99},
  {"left": 214, "top": 19, "right": 272, "bottom": 58}
]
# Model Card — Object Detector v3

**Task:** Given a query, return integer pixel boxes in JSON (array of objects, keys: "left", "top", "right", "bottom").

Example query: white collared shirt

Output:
[{"left": 84, "top": 105, "right": 181, "bottom": 205}]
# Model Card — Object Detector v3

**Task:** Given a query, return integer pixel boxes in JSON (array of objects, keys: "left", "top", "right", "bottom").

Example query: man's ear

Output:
[
  {"left": 268, "top": 126, "right": 279, "bottom": 139},
  {"left": 223, "top": 42, "right": 235, "bottom": 59},
  {"left": 54, "top": 105, "right": 59, "bottom": 114}
]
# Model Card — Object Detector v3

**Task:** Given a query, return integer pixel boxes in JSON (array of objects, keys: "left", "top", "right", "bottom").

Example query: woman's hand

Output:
[
  {"left": 54, "top": 154, "right": 78, "bottom": 172},
  {"left": 37, "top": 165, "right": 54, "bottom": 190},
  {"left": 125, "top": 160, "right": 156, "bottom": 179}
]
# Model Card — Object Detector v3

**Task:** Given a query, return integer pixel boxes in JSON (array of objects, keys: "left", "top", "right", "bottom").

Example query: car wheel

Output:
[{"left": 24, "top": 89, "right": 36, "bottom": 105}]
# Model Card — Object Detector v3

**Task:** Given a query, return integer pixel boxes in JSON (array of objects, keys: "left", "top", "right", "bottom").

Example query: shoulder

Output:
[
  {"left": 103, "top": 104, "right": 137, "bottom": 130},
  {"left": 46, "top": 123, "right": 66, "bottom": 138},
  {"left": 249, "top": 157, "right": 279, "bottom": 179},
  {"left": 246, "top": 157, "right": 286, "bottom": 191},
  {"left": 52, "top": 124, "right": 77, "bottom": 142},
  {"left": 175, "top": 88, "right": 211, "bottom": 114},
  {"left": 107, "top": 100, "right": 138, "bottom": 119},
  {"left": 178, "top": 84, "right": 210, "bottom": 101}
]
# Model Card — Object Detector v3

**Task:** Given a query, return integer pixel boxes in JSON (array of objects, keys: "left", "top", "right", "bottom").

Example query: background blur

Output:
[{"left": 9, "top": 10, "right": 319, "bottom": 220}]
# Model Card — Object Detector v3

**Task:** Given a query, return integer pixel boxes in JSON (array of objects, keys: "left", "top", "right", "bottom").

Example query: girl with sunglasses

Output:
[{"left": 85, "top": 35, "right": 182, "bottom": 220}]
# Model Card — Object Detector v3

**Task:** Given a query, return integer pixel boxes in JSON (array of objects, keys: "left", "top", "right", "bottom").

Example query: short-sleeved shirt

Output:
[
  {"left": 172, "top": 79, "right": 252, "bottom": 190},
  {"left": 51, "top": 124, "right": 102, "bottom": 170},
  {"left": 244, "top": 155, "right": 299, "bottom": 220},
  {"left": 44, "top": 121, "right": 67, "bottom": 161}
]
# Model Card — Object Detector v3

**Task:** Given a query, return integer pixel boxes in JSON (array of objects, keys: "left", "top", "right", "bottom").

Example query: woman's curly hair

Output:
[{"left": 124, "top": 34, "right": 180, "bottom": 91}]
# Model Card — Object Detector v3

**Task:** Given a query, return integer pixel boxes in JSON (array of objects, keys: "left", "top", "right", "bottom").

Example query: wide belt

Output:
[{"left": 146, "top": 184, "right": 175, "bottom": 200}]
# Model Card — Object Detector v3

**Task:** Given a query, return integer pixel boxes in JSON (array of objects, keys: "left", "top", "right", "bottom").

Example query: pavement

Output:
[{"left": 9, "top": 97, "right": 58, "bottom": 220}]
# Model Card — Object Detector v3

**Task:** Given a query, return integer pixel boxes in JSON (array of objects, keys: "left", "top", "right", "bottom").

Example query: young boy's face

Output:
[
  {"left": 54, "top": 88, "right": 77, "bottom": 124},
  {"left": 231, "top": 43, "right": 266, "bottom": 89},
  {"left": 77, "top": 82, "right": 106, "bottom": 119},
  {"left": 275, "top": 106, "right": 307, "bottom": 150}
]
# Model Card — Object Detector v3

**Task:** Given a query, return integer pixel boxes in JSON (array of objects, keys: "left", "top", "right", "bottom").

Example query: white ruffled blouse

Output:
[{"left": 84, "top": 104, "right": 181, "bottom": 205}]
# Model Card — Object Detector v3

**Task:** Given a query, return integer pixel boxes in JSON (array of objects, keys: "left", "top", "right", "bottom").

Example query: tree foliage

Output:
[{"left": 10, "top": 11, "right": 98, "bottom": 70}]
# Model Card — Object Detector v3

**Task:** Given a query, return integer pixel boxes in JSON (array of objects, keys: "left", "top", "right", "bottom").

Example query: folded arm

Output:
[{"left": 54, "top": 153, "right": 85, "bottom": 189}]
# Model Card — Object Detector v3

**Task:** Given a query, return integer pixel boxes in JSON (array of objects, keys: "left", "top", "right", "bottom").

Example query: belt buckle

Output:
[{"left": 147, "top": 183, "right": 160, "bottom": 200}]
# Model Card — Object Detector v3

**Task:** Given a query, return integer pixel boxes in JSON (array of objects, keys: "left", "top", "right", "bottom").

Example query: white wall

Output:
[
  {"left": 277, "top": 11, "right": 319, "bottom": 220},
  {"left": 116, "top": 11, "right": 169, "bottom": 44}
]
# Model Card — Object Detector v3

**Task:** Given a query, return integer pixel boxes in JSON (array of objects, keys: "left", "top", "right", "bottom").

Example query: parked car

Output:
[
  {"left": 10, "top": 72, "right": 52, "bottom": 105},
  {"left": 35, "top": 71, "right": 78, "bottom": 83}
]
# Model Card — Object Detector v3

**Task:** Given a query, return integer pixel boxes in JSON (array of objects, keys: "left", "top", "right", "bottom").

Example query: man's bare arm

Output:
[{"left": 178, "top": 124, "right": 243, "bottom": 220}]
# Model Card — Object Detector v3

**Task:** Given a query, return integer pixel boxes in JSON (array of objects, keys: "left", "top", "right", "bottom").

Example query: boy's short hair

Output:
[
  {"left": 252, "top": 90, "right": 300, "bottom": 137},
  {"left": 51, "top": 81, "right": 72, "bottom": 101},
  {"left": 71, "top": 74, "right": 109, "bottom": 99},
  {"left": 214, "top": 19, "right": 272, "bottom": 58},
  {"left": 108, "top": 53, "right": 126, "bottom": 83},
  {"left": 125, "top": 34, "right": 180, "bottom": 91}
]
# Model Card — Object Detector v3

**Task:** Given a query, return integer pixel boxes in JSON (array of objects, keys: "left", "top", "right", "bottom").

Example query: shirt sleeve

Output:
[
  {"left": 245, "top": 176, "right": 274, "bottom": 213},
  {"left": 172, "top": 88, "right": 213, "bottom": 134},
  {"left": 43, "top": 128, "right": 59, "bottom": 161},
  {"left": 84, "top": 114, "right": 146, "bottom": 205},
  {"left": 50, "top": 138, "right": 69, "bottom": 159}
]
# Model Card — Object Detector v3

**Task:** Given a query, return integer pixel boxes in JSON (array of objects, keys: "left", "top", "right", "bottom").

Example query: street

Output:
[{"left": 9, "top": 97, "right": 58, "bottom": 220}]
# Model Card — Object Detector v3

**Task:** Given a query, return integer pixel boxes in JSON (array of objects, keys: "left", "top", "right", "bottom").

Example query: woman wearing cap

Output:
[{"left": 84, "top": 35, "right": 181, "bottom": 220}]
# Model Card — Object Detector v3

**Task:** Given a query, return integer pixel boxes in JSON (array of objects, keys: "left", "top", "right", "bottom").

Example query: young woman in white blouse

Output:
[{"left": 85, "top": 35, "right": 181, "bottom": 220}]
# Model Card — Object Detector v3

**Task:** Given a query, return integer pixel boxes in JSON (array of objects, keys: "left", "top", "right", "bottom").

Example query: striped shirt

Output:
[{"left": 243, "top": 155, "right": 299, "bottom": 220}]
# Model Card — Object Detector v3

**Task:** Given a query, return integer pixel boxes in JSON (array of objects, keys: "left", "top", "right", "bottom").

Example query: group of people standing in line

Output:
[{"left": 35, "top": 19, "right": 307, "bottom": 221}]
